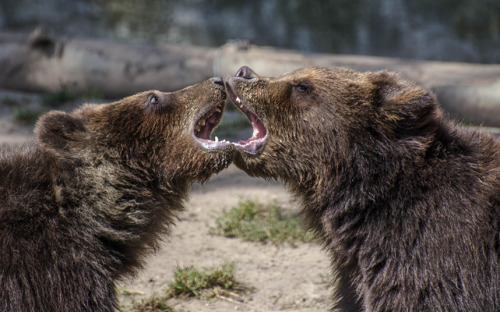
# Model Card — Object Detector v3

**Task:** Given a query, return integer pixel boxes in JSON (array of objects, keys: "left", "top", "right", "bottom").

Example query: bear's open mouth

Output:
[
  {"left": 226, "top": 85, "right": 267, "bottom": 154},
  {"left": 193, "top": 101, "right": 230, "bottom": 150}
]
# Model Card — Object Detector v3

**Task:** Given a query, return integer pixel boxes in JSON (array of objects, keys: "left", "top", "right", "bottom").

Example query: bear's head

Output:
[
  {"left": 225, "top": 66, "right": 441, "bottom": 186},
  {"left": 34, "top": 77, "right": 233, "bottom": 185}
]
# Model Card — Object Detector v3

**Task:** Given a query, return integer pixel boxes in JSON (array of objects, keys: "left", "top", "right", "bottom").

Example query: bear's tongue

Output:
[{"left": 238, "top": 113, "right": 266, "bottom": 145}]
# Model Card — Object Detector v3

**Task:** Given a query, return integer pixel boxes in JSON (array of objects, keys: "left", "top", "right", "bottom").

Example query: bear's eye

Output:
[
  {"left": 295, "top": 83, "right": 311, "bottom": 93},
  {"left": 148, "top": 94, "right": 160, "bottom": 105}
]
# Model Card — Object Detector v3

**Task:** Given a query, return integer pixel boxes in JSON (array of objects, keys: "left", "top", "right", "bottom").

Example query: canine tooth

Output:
[
  {"left": 198, "top": 119, "right": 206, "bottom": 126},
  {"left": 195, "top": 125, "right": 201, "bottom": 133},
  {"left": 236, "top": 97, "right": 241, "bottom": 104},
  {"left": 215, "top": 107, "right": 222, "bottom": 113},
  {"left": 215, "top": 136, "right": 219, "bottom": 142}
]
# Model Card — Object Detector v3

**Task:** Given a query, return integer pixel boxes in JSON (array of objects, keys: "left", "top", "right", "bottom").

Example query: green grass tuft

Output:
[
  {"left": 13, "top": 107, "right": 44, "bottom": 124},
  {"left": 118, "top": 262, "right": 242, "bottom": 310},
  {"left": 131, "top": 295, "right": 176, "bottom": 312},
  {"left": 167, "top": 262, "right": 236, "bottom": 298},
  {"left": 1, "top": 97, "right": 20, "bottom": 107},
  {"left": 211, "top": 199, "right": 315, "bottom": 246},
  {"left": 41, "top": 84, "right": 78, "bottom": 108}
]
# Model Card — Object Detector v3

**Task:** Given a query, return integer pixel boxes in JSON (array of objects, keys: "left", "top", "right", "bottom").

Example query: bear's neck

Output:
[
  {"left": 54, "top": 154, "right": 190, "bottom": 278},
  {"left": 291, "top": 121, "right": 499, "bottom": 270},
  {"left": 290, "top": 125, "right": 447, "bottom": 248}
]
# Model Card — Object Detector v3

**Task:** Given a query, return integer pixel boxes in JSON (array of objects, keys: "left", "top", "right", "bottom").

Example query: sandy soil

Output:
[
  {"left": 0, "top": 90, "right": 333, "bottom": 311},
  {"left": 118, "top": 166, "right": 332, "bottom": 312}
]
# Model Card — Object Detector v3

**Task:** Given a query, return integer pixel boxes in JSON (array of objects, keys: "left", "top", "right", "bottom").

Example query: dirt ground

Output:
[
  {"left": 118, "top": 166, "right": 333, "bottom": 312},
  {"left": 0, "top": 90, "right": 333, "bottom": 312}
]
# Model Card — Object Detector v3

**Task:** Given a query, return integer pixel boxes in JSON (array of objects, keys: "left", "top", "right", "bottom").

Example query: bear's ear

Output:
[
  {"left": 367, "top": 71, "right": 441, "bottom": 134},
  {"left": 34, "top": 111, "right": 86, "bottom": 155}
]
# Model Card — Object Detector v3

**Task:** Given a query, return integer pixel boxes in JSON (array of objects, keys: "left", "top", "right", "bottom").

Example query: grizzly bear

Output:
[
  {"left": 225, "top": 66, "right": 500, "bottom": 311},
  {"left": 0, "top": 77, "right": 233, "bottom": 312}
]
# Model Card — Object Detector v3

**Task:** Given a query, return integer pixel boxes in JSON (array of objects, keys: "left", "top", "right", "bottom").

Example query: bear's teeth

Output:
[
  {"left": 195, "top": 125, "right": 201, "bottom": 133},
  {"left": 198, "top": 119, "right": 206, "bottom": 126},
  {"left": 236, "top": 97, "right": 241, "bottom": 104},
  {"left": 215, "top": 136, "right": 219, "bottom": 142},
  {"left": 215, "top": 107, "right": 222, "bottom": 113}
]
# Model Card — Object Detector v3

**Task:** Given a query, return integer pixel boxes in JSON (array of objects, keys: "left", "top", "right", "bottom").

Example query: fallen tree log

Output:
[
  {"left": 0, "top": 30, "right": 217, "bottom": 97},
  {"left": 1, "top": 30, "right": 500, "bottom": 126}
]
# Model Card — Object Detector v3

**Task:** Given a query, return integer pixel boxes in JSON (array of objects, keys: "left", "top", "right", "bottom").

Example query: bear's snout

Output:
[{"left": 235, "top": 66, "right": 255, "bottom": 80}]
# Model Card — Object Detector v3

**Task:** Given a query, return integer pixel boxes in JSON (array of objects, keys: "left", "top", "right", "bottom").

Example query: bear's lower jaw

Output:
[
  {"left": 232, "top": 134, "right": 266, "bottom": 154},
  {"left": 195, "top": 137, "right": 231, "bottom": 151},
  {"left": 193, "top": 100, "right": 231, "bottom": 151}
]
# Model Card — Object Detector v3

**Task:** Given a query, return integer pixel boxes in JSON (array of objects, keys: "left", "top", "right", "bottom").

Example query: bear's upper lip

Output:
[
  {"left": 193, "top": 100, "right": 231, "bottom": 150},
  {"left": 225, "top": 82, "right": 267, "bottom": 154}
]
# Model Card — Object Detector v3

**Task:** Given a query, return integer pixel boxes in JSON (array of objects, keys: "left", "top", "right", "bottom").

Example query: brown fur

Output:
[
  {"left": 226, "top": 66, "right": 500, "bottom": 311},
  {"left": 0, "top": 78, "right": 233, "bottom": 311}
]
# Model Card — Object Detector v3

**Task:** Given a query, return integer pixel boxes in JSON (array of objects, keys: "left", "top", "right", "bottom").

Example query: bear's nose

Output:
[
  {"left": 236, "top": 66, "right": 254, "bottom": 79},
  {"left": 212, "top": 76, "right": 224, "bottom": 86}
]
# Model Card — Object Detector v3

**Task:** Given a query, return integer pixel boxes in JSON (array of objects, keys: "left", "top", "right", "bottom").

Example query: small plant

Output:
[
  {"left": 13, "top": 107, "right": 43, "bottom": 124},
  {"left": 131, "top": 295, "right": 176, "bottom": 312},
  {"left": 117, "top": 288, "right": 177, "bottom": 312},
  {"left": 458, "top": 119, "right": 480, "bottom": 127},
  {"left": 42, "top": 83, "right": 78, "bottom": 107},
  {"left": 84, "top": 89, "right": 105, "bottom": 101},
  {"left": 167, "top": 262, "right": 237, "bottom": 298},
  {"left": 211, "top": 199, "right": 316, "bottom": 246},
  {"left": 118, "top": 262, "right": 244, "bottom": 310},
  {"left": 1, "top": 97, "right": 19, "bottom": 107}
]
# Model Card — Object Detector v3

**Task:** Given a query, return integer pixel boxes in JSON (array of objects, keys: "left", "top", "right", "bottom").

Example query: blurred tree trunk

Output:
[{"left": 1, "top": 30, "right": 500, "bottom": 126}]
